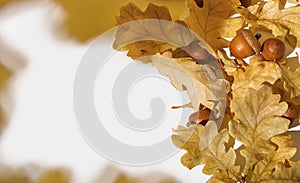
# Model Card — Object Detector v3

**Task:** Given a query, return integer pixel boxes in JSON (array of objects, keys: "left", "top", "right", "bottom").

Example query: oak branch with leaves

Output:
[{"left": 114, "top": 0, "right": 300, "bottom": 182}]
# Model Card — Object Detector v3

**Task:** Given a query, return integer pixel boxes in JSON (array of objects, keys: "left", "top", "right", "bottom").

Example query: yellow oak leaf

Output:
[
  {"left": 280, "top": 65, "right": 300, "bottom": 98},
  {"left": 151, "top": 53, "right": 228, "bottom": 119},
  {"left": 259, "top": 162, "right": 300, "bottom": 182},
  {"left": 239, "top": 0, "right": 300, "bottom": 47},
  {"left": 229, "top": 86, "right": 290, "bottom": 175},
  {"left": 206, "top": 171, "right": 236, "bottom": 183},
  {"left": 172, "top": 121, "right": 240, "bottom": 181},
  {"left": 251, "top": 134, "right": 297, "bottom": 182},
  {"left": 185, "top": 0, "right": 244, "bottom": 50},
  {"left": 231, "top": 60, "right": 281, "bottom": 98},
  {"left": 116, "top": 2, "right": 172, "bottom": 24},
  {"left": 113, "top": 3, "right": 199, "bottom": 62},
  {"left": 217, "top": 50, "right": 239, "bottom": 74}
]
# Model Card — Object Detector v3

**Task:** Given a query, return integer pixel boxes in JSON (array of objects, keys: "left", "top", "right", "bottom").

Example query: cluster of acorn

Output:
[
  {"left": 229, "top": 29, "right": 286, "bottom": 61},
  {"left": 186, "top": 29, "right": 297, "bottom": 126},
  {"left": 185, "top": 29, "right": 286, "bottom": 63}
]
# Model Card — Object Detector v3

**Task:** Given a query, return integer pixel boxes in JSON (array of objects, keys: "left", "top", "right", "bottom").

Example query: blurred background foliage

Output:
[
  {"left": 0, "top": 0, "right": 20, "bottom": 9},
  {"left": 53, "top": 0, "right": 187, "bottom": 42},
  {"left": 0, "top": 62, "right": 11, "bottom": 134},
  {"left": 0, "top": 0, "right": 185, "bottom": 182},
  {"left": 0, "top": 0, "right": 187, "bottom": 42}
]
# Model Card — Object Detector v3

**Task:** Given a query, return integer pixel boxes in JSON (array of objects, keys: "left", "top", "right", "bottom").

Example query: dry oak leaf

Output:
[
  {"left": 185, "top": 0, "right": 244, "bottom": 50},
  {"left": 206, "top": 170, "right": 236, "bottom": 183},
  {"left": 240, "top": 0, "right": 300, "bottom": 47},
  {"left": 260, "top": 162, "right": 300, "bottom": 182},
  {"left": 251, "top": 134, "right": 297, "bottom": 182},
  {"left": 114, "top": 3, "right": 196, "bottom": 62},
  {"left": 151, "top": 53, "right": 228, "bottom": 119},
  {"left": 231, "top": 59, "right": 281, "bottom": 98},
  {"left": 280, "top": 65, "right": 300, "bottom": 98},
  {"left": 172, "top": 121, "right": 240, "bottom": 181},
  {"left": 217, "top": 50, "right": 239, "bottom": 74},
  {"left": 232, "top": 0, "right": 284, "bottom": 8},
  {"left": 229, "top": 86, "right": 290, "bottom": 175}
]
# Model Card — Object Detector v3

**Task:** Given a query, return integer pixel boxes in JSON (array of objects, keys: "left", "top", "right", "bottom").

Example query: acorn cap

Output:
[{"left": 240, "top": 29, "right": 261, "bottom": 55}]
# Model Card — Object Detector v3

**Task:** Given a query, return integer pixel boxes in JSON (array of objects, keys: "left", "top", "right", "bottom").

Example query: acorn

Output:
[
  {"left": 188, "top": 108, "right": 211, "bottom": 126},
  {"left": 240, "top": 0, "right": 251, "bottom": 7},
  {"left": 262, "top": 38, "right": 285, "bottom": 61},
  {"left": 186, "top": 41, "right": 209, "bottom": 60},
  {"left": 229, "top": 29, "right": 261, "bottom": 59}
]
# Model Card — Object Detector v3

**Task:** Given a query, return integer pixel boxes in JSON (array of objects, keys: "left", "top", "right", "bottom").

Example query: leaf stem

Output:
[{"left": 238, "top": 176, "right": 246, "bottom": 183}]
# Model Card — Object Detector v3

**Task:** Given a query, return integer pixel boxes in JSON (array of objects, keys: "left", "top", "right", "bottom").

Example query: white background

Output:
[{"left": 0, "top": 1, "right": 209, "bottom": 183}]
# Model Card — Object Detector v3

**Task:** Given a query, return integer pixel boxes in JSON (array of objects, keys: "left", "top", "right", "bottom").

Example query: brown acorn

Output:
[
  {"left": 188, "top": 108, "right": 211, "bottom": 126},
  {"left": 229, "top": 29, "right": 261, "bottom": 59},
  {"left": 186, "top": 41, "right": 209, "bottom": 60},
  {"left": 262, "top": 38, "right": 285, "bottom": 61}
]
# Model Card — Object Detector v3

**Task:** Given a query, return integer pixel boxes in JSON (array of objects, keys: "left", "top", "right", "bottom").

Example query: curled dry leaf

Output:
[
  {"left": 151, "top": 53, "right": 228, "bottom": 120},
  {"left": 229, "top": 86, "right": 290, "bottom": 175},
  {"left": 172, "top": 121, "right": 240, "bottom": 181}
]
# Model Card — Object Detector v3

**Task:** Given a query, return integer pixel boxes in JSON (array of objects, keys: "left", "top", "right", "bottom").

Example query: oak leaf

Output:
[
  {"left": 229, "top": 86, "right": 290, "bottom": 175},
  {"left": 280, "top": 65, "right": 300, "bottom": 98},
  {"left": 260, "top": 162, "right": 300, "bottom": 182},
  {"left": 185, "top": 0, "right": 244, "bottom": 50},
  {"left": 239, "top": 1, "right": 300, "bottom": 47},
  {"left": 114, "top": 3, "right": 199, "bottom": 62},
  {"left": 151, "top": 53, "right": 228, "bottom": 119},
  {"left": 251, "top": 134, "right": 297, "bottom": 182},
  {"left": 206, "top": 171, "right": 236, "bottom": 183},
  {"left": 217, "top": 50, "right": 239, "bottom": 74},
  {"left": 231, "top": 60, "right": 281, "bottom": 98},
  {"left": 172, "top": 121, "right": 240, "bottom": 181}
]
